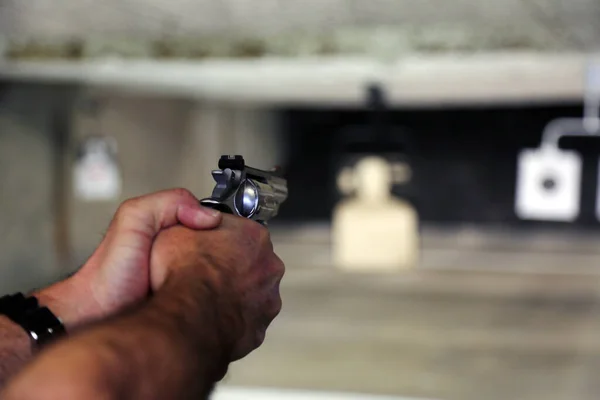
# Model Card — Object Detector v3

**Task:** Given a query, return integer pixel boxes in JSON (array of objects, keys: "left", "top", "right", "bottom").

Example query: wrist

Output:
[
  {"left": 0, "top": 313, "right": 32, "bottom": 352},
  {"left": 33, "top": 274, "right": 103, "bottom": 331}
]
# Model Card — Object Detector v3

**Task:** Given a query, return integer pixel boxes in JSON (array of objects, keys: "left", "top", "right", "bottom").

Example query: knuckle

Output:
[
  {"left": 273, "top": 254, "right": 285, "bottom": 279},
  {"left": 274, "top": 292, "right": 283, "bottom": 313},
  {"left": 268, "top": 293, "right": 283, "bottom": 321},
  {"left": 116, "top": 197, "right": 140, "bottom": 218},
  {"left": 275, "top": 299, "right": 282, "bottom": 318},
  {"left": 169, "top": 187, "right": 195, "bottom": 200},
  {"left": 263, "top": 255, "right": 285, "bottom": 322},
  {"left": 256, "top": 225, "right": 272, "bottom": 247}
]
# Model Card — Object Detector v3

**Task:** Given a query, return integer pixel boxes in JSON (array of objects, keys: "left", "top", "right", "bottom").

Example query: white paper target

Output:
[
  {"left": 515, "top": 147, "right": 581, "bottom": 221},
  {"left": 73, "top": 138, "right": 122, "bottom": 201}
]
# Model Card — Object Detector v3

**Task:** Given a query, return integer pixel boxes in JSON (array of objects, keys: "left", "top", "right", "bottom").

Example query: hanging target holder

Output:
[{"left": 540, "top": 59, "right": 600, "bottom": 150}]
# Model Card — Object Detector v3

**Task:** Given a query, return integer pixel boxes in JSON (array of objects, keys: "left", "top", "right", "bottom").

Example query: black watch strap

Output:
[
  {"left": 0, "top": 293, "right": 66, "bottom": 349},
  {"left": 0, "top": 293, "right": 38, "bottom": 321},
  {"left": 18, "top": 307, "right": 67, "bottom": 348}
]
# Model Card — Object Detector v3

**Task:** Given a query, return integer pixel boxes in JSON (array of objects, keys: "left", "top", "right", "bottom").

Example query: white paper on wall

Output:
[
  {"left": 515, "top": 147, "right": 581, "bottom": 222},
  {"left": 73, "top": 137, "right": 122, "bottom": 201}
]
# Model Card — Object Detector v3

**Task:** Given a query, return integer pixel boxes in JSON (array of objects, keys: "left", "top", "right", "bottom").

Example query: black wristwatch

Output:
[{"left": 0, "top": 293, "right": 66, "bottom": 349}]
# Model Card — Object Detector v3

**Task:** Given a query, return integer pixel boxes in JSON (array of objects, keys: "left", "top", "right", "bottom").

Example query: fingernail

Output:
[{"left": 200, "top": 206, "right": 221, "bottom": 218}]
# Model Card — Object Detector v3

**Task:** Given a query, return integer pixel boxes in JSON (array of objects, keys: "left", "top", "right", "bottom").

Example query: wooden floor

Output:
[{"left": 221, "top": 227, "right": 600, "bottom": 400}]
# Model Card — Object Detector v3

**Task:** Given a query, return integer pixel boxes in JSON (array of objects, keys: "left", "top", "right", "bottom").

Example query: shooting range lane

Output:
[{"left": 220, "top": 226, "right": 600, "bottom": 400}]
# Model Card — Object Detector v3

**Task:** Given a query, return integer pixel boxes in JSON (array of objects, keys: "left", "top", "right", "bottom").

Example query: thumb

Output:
[{"left": 115, "top": 188, "right": 222, "bottom": 235}]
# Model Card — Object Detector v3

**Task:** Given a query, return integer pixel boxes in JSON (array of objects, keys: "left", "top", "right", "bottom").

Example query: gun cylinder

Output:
[{"left": 236, "top": 178, "right": 287, "bottom": 222}]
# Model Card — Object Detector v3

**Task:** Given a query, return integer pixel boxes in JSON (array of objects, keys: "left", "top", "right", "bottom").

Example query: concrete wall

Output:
[
  {"left": 0, "top": 84, "right": 65, "bottom": 292},
  {"left": 1, "top": 0, "right": 599, "bottom": 53}
]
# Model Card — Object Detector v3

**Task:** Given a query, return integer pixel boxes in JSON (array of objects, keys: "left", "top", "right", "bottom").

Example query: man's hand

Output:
[
  {"left": 36, "top": 188, "right": 222, "bottom": 330},
  {"left": 2, "top": 216, "right": 285, "bottom": 400},
  {"left": 150, "top": 214, "right": 285, "bottom": 360}
]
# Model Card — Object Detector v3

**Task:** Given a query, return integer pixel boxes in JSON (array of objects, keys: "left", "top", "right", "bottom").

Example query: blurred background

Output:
[{"left": 2, "top": 1, "right": 600, "bottom": 399}]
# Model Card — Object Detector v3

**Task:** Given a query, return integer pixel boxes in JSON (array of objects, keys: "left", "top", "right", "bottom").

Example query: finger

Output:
[
  {"left": 116, "top": 188, "right": 221, "bottom": 234},
  {"left": 150, "top": 188, "right": 221, "bottom": 231},
  {"left": 177, "top": 204, "right": 222, "bottom": 230}
]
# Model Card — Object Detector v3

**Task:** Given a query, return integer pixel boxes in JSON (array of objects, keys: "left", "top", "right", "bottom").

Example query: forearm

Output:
[
  {"left": 0, "top": 317, "right": 31, "bottom": 387},
  {"left": 72, "top": 282, "right": 231, "bottom": 399},
  {"left": 2, "top": 273, "right": 236, "bottom": 400}
]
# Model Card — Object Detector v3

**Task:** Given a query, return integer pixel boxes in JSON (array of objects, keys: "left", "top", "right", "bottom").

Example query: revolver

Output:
[{"left": 200, "top": 155, "right": 288, "bottom": 225}]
